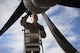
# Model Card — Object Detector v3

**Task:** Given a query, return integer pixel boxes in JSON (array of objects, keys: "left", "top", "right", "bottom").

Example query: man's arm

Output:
[
  {"left": 20, "top": 12, "right": 32, "bottom": 27},
  {"left": 20, "top": 15, "right": 29, "bottom": 26},
  {"left": 39, "top": 26, "right": 46, "bottom": 38}
]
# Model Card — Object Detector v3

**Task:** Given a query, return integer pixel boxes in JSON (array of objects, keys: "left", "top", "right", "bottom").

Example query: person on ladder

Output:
[{"left": 20, "top": 12, "right": 46, "bottom": 53}]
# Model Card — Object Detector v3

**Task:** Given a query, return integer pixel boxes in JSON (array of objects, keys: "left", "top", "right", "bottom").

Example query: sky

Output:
[{"left": 0, "top": 0, "right": 80, "bottom": 53}]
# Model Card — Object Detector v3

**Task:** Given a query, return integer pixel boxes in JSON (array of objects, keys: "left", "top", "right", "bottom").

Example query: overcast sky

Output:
[{"left": 0, "top": 0, "right": 80, "bottom": 53}]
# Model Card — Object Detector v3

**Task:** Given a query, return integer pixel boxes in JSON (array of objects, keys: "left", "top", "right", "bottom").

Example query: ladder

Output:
[{"left": 23, "top": 29, "right": 44, "bottom": 53}]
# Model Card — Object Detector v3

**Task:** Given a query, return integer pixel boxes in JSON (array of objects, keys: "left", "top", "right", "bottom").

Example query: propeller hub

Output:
[{"left": 23, "top": 0, "right": 49, "bottom": 14}]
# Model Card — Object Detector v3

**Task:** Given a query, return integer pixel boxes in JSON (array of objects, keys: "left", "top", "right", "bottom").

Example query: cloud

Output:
[
  {"left": 41, "top": 5, "right": 80, "bottom": 52},
  {"left": 0, "top": 0, "right": 24, "bottom": 53},
  {"left": 44, "top": 46, "right": 65, "bottom": 53},
  {"left": 0, "top": 0, "right": 20, "bottom": 29}
]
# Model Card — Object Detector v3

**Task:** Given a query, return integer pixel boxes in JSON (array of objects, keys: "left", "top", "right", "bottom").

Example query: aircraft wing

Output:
[
  {"left": 0, "top": 1, "right": 27, "bottom": 36},
  {"left": 58, "top": 0, "right": 80, "bottom": 8}
]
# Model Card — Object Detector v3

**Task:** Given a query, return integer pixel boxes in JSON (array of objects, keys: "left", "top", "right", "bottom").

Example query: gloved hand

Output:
[
  {"left": 24, "top": 11, "right": 32, "bottom": 18},
  {"left": 27, "top": 11, "right": 32, "bottom": 16},
  {"left": 38, "top": 30, "right": 46, "bottom": 38}
]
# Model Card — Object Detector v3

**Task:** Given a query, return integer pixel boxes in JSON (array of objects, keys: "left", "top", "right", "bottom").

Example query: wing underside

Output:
[{"left": 58, "top": 0, "right": 80, "bottom": 8}]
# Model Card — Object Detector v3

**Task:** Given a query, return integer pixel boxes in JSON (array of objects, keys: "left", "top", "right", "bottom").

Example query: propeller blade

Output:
[
  {"left": 42, "top": 13, "right": 78, "bottom": 53},
  {"left": 58, "top": 0, "right": 80, "bottom": 8},
  {"left": 0, "top": 1, "right": 27, "bottom": 36}
]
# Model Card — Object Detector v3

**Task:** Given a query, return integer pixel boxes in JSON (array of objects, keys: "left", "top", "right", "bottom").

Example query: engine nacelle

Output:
[{"left": 32, "top": 0, "right": 60, "bottom": 8}]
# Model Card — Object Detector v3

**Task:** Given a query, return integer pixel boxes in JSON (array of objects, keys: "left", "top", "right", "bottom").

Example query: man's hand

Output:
[
  {"left": 24, "top": 11, "right": 32, "bottom": 18},
  {"left": 27, "top": 11, "right": 32, "bottom": 16},
  {"left": 38, "top": 30, "right": 46, "bottom": 38}
]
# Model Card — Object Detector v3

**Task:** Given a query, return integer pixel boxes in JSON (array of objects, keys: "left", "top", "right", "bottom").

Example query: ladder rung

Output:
[
  {"left": 26, "top": 47, "right": 40, "bottom": 51},
  {"left": 25, "top": 38, "right": 39, "bottom": 42},
  {"left": 25, "top": 33, "right": 39, "bottom": 38},
  {"left": 26, "top": 43, "right": 40, "bottom": 46}
]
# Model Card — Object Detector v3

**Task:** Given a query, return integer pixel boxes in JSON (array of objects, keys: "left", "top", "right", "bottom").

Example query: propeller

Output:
[
  {"left": 0, "top": 0, "right": 80, "bottom": 36},
  {"left": 0, "top": 1, "right": 27, "bottom": 36},
  {"left": 42, "top": 13, "right": 78, "bottom": 53}
]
